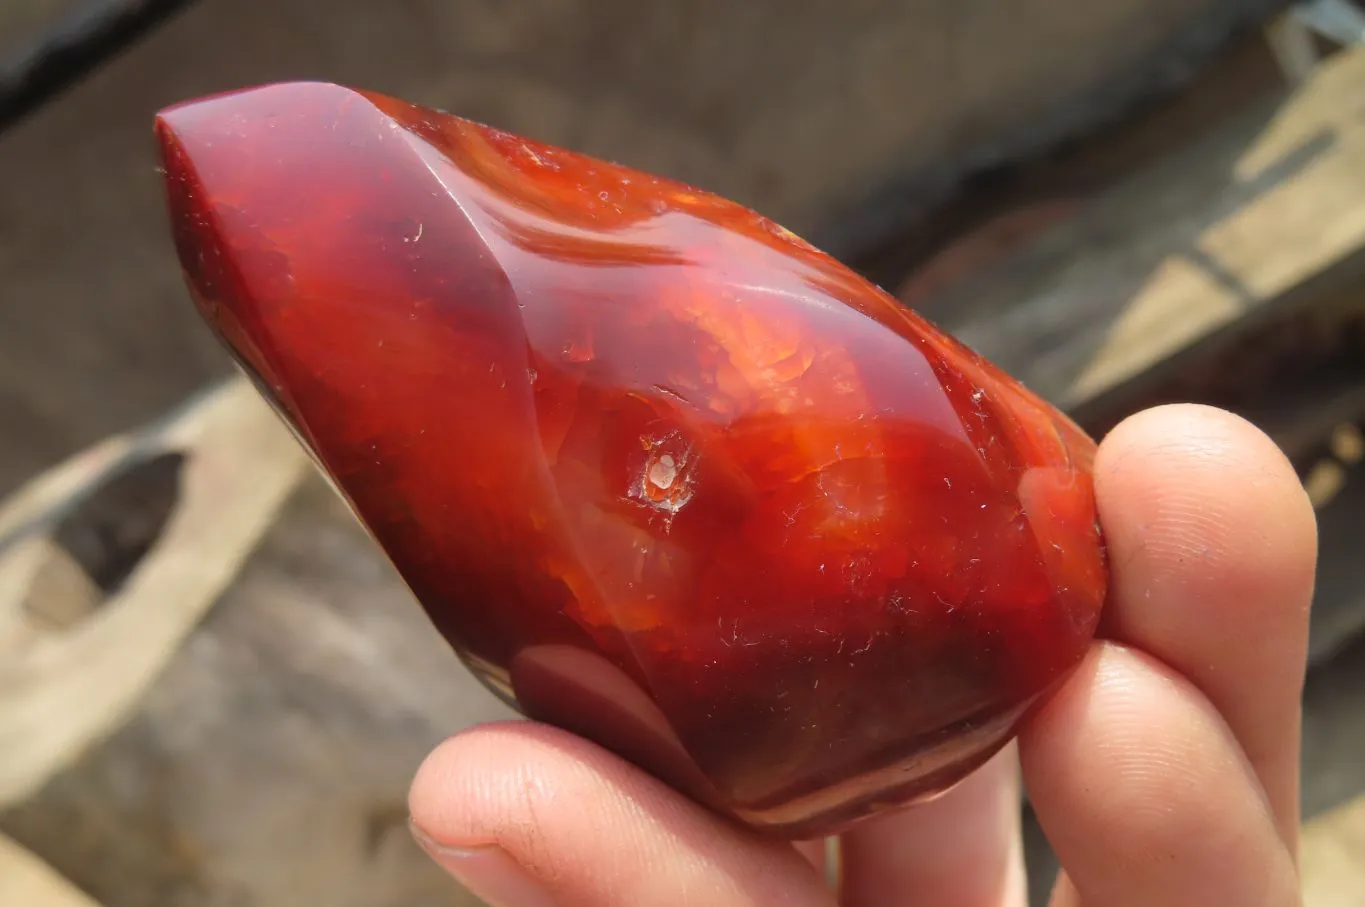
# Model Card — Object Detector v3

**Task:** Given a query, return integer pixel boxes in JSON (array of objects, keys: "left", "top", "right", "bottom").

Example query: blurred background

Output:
[{"left": 1, "top": 1, "right": 1363, "bottom": 905}]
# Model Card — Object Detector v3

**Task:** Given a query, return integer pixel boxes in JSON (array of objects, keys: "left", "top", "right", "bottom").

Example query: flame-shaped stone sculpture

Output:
[{"left": 155, "top": 82, "right": 1106, "bottom": 838}]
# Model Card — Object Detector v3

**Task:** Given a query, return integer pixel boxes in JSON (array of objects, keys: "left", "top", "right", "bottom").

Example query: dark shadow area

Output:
[
  {"left": 20, "top": 449, "right": 185, "bottom": 632},
  {"left": 935, "top": 96, "right": 1343, "bottom": 406},
  {"left": 1305, "top": 449, "right": 1365, "bottom": 664},
  {"left": 839, "top": 28, "right": 1290, "bottom": 288},
  {"left": 49, "top": 449, "right": 185, "bottom": 595}
]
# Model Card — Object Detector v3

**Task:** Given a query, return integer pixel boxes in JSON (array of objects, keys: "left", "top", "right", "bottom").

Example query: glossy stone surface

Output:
[{"left": 155, "top": 82, "right": 1107, "bottom": 838}]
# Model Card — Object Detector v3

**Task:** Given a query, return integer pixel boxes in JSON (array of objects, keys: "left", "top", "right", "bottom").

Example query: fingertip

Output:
[
  {"left": 409, "top": 720, "right": 685, "bottom": 858},
  {"left": 1095, "top": 404, "right": 1318, "bottom": 619},
  {"left": 837, "top": 743, "right": 1026, "bottom": 907},
  {"left": 408, "top": 720, "right": 563, "bottom": 847}
]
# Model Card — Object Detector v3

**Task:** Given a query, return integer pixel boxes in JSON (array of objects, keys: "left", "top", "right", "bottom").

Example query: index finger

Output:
[{"left": 1090, "top": 403, "right": 1318, "bottom": 850}]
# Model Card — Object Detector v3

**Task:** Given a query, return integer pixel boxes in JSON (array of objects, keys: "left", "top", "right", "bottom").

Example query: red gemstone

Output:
[{"left": 154, "top": 82, "right": 1106, "bottom": 838}]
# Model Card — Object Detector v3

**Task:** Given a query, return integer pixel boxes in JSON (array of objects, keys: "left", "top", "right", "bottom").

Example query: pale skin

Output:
[{"left": 407, "top": 404, "right": 1317, "bottom": 907}]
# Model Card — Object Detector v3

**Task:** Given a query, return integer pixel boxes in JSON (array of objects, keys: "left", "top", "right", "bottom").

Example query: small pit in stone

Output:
[{"left": 635, "top": 434, "right": 697, "bottom": 515}]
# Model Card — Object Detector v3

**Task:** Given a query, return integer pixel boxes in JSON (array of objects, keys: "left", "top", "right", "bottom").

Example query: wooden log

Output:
[
  {"left": 0, "top": 378, "right": 309, "bottom": 809},
  {"left": 0, "top": 379, "right": 509, "bottom": 905},
  {"left": 0, "top": 476, "right": 512, "bottom": 906}
]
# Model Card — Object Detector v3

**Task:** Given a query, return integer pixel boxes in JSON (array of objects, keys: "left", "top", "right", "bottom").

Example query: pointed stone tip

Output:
[
  {"left": 152, "top": 106, "right": 214, "bottom": 310},
  {"left": 153, "top": 80, "right": 355, "bottom": 125},
  {"left": 152, "top": 111, "right": 195, "bottom": 219},
  {"left": 150, "top": 80, "right": 381, "bottom": 322},
  {"left": 151, "top": 85, "right": 353, "bottom": 400},
  {"left": 151, "top": 82, "right": 367, "bottom": 196},
  {"left": 149, "top": 79, "right": 483, "bottom": 412}
]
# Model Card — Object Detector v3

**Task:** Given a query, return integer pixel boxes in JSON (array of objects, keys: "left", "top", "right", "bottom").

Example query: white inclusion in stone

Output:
[
  {"left": 635, "top": 435, "right": 697, "bottom": 516},
  {"left": 648, "top": 454, "right": 678, "bottom": 490}
]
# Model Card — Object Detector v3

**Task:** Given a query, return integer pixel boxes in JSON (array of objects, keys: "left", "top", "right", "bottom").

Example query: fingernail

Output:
[{"left": 409, "top": 820, "right": 558, "bottom": 907}]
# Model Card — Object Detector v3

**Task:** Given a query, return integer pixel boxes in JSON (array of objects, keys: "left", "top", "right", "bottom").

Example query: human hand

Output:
[{"left": 406, "top": 404, "right": 1317, "bottom": 907}]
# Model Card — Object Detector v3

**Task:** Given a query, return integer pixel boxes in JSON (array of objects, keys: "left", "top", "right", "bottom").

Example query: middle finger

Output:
[{"left": 838, "top": 744, "right": 1027, "bottom": 907}]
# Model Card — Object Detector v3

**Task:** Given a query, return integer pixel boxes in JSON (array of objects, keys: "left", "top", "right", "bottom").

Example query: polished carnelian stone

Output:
[{"left": 154, "top": 82, "right": 1107, "bottom": 838}]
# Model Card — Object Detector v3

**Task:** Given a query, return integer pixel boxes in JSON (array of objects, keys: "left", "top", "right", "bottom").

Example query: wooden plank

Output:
[
  {"left": 0, "top": 833, "right": 102, "bottom": 907},
  {"left": 1302, "top": 793, "right": 1365, "bottom": 907},
  {"left": 939, "top": 40, "right": 1365, "bottom": 419}
]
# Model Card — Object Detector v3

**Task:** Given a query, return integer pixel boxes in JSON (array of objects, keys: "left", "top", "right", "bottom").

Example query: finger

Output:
[
  {"left": 837, "top": 743, "right": 1027, "bottom": 907},
  {"left": 408, "top": 721, "right": 836, "bottom": 907},
  {"left": 1020, "top": 642, "right": 1299, "bottom": 907},
  {"left": 1093, "top": 404, "right": 1317, "bottom": 850}
]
